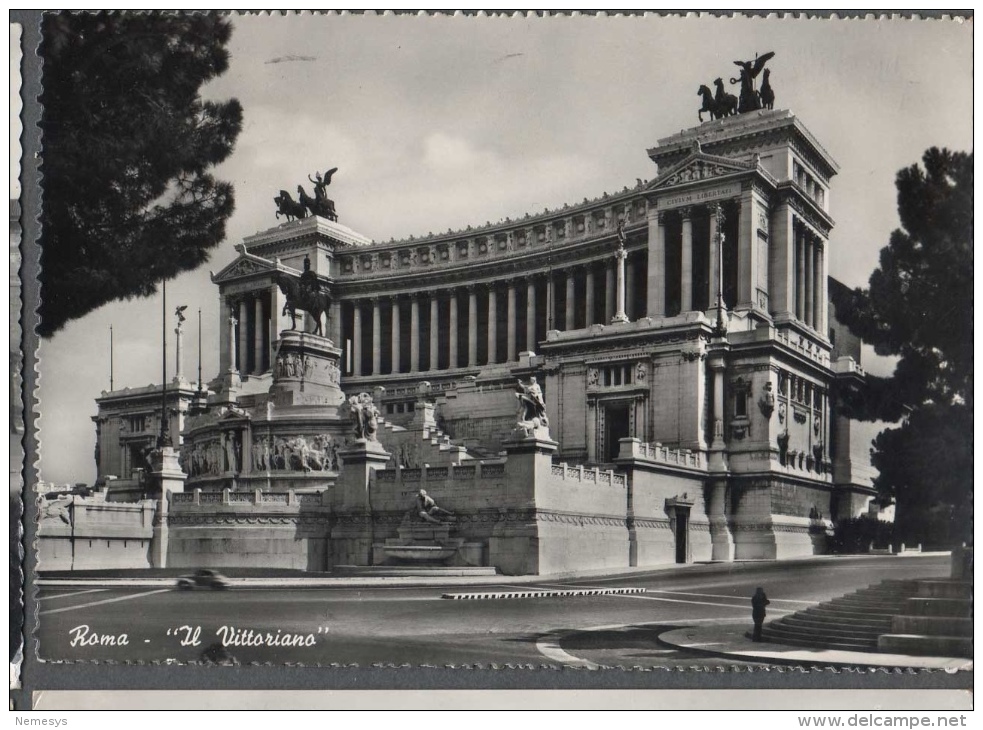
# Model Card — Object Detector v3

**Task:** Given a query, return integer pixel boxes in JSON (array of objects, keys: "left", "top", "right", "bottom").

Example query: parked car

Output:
[{"left": 176, "top": 569, "right": 229, "bottom": 590}]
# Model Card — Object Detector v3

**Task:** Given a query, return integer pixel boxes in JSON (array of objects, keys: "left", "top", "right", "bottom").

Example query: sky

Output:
[{"left": 33, "top": 13, "right": 973, "bottom": 485}]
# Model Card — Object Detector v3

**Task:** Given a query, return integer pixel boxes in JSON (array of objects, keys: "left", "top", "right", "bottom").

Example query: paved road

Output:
[{"left": 36, "top": 555, "right": 949, "bottom": 668}]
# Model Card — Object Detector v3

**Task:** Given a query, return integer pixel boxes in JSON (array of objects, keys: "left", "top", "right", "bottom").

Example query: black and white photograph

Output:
[{"left": 13, "top": 10, "right": 974, "bottom": 712}]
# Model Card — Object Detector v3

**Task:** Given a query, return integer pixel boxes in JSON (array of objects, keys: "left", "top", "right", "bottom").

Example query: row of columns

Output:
[
  {"left": 227, "top": 292, "right": 271, "bottom": 376},
  {"left": 648, "top": 203, "right": 730, "bottom": 317},
  {"left": 793, "top": 220, "right": 827, "bottom": 333},
  {"left": 346, "top": 253, "right": 641, "bottom": 377}
]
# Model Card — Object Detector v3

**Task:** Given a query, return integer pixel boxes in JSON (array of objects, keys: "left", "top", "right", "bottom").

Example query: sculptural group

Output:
[
  {"left": 274, "top": 167, "right": 339, "bottom": 222},
  {"left": 698, "top": 52, "right": 775, "bottom": 121}
]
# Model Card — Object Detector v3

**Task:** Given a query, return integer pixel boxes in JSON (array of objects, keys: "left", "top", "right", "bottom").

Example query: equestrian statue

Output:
[
  {"left": 698, "top": 52, "right": 776, "bottom": 121},
  {"left": 274, "top": 255, "right": 332, "bottom": 337},
  {"left": 730, "top": 51, "right": 775, "bottom": 114}
]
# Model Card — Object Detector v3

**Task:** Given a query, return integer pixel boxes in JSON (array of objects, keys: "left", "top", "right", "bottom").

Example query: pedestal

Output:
[
  {"left": 149, "top": 446, "right": 187, "bottom": 568},
  {"left": 270, "top": 330, "right": 344, "bottom": 408},
  {"left": 329, "top": 439, "right": 391, "bottom": 567}
]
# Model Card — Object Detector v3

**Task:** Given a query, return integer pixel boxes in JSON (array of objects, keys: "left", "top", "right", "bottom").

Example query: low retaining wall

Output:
[
  {"left": 38, "top": 496, "right": 156, "bottom": 570},
  {"left": 166, "top": 489, "right": 331, "bottom": 571}
]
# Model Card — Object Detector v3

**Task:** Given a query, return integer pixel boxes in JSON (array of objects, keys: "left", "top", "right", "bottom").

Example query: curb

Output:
[{"left": 442, "top": 587, "right": 646, "bottom": 600}]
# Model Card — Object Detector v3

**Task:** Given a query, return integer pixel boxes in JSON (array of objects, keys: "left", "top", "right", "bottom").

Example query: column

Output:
[
  {"left": 804, "top": 235, "right": 815, "bottom": 328},
  {"left": 646, "top": 210, "right": 667, "bottom": 317},
  {"left": 227, "top": 310, "right": 238, "bottom": 373},
  {"left": 605, "top": 261, "right": 616, "bottom": 322},
  {"left": 174, "top": 322, "right": 184, "bottom": 382},
  {"left": 680, "top": 208, "right": 693, "bottom": 312},
  {"left": 817, "top": 241, "right": 828, "bottom": 336},
  {"left": 390, "top": 296, "right": 401, "bottom": 374},
  {"left": 329, "top": 299, "right": 341, "bottom": 345},
  {"left": 448, "top": 290, "right": 459, "bottom": 369},
  {"left": 796, "top": 225, "right": 806, "bottom": 322},
  {"left": 769, "top": 204, "right": 796, "bottom": 318},
  {"left": 428, "top": 296, "right": 439, "bottom": 371},
  {"left": 710, "top": 359, "right": 726, "bottom": 452},
  {"left": 525, "top": 278, "right": 537, "bottom": 352},
  {"left": 253, "top": 296, "right": 264, "bottom": 374},
  {"left": 467, "top": 286, "right": 478, "bottom": 367},
  {"left": 813, "top": 240, "right": 823, "bottom": 333},
  {"left": 238, "top": 299, "right": 248, "bottom": 372},
  {"left": 352, "top": 302, "right": 363, "bottom": 376},
  {"left": 487, "top": 285, "right": 498, "bottom": 363},
  {"left": 506, "top": 283, "right": 517, "bottom": 361},
  {"left": 613, "top": 246, "right": 629, "bottom": 323},
  {"left": 738, "top": 191, "right": 755, "bottom": 307},
  {"left": 371, "top": 297, "right": 382, "bottom": 376},
  {"left": 409, "top": 295, "right": 420, "bottom": 372},
  {"left": 585, "top": 266, "right": 596, "bottom": 326},
  {"left": 565, "top": 270, "right": 575, "bottom": 330},
  {"left": 708, "top": 208, "right": 719, "bottom": 308},
  {"left": 549, "top": 272, "right": 558, "bottom": 331},
  {"left": 625, "top": 255, "right": 636, "bottom": 320}
]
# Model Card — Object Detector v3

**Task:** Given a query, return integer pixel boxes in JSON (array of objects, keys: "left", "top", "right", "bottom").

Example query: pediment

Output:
[
  {"left": 210, "top": 250, "right": 278, "bottom": 284},
  {"left": 650, "top": 151, "right": 755, "bottom": 191}
]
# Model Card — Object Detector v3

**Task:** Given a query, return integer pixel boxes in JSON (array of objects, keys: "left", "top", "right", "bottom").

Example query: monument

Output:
[{"left": 80, "top": 61, "right": 884, "bottom": 574}]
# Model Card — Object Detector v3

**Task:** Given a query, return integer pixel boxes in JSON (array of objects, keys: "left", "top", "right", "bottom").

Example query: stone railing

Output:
[
  {"left": 775, "top": 328, "right": 831, "bottom": 368},
  {"left": 551, "top": 462, "right": 626, "bottom": 487},
  {"left": 169, "top": 488, "right": 329, "bottom": 508},
  {"left": 618, "top": 438, "right": 706, "bottom": 471},
  {"left": 335, "top": 189, "right": 650, "bottom": 281},
  {"left": 374, "top": 461, "right": 507, "bottom": 485}
]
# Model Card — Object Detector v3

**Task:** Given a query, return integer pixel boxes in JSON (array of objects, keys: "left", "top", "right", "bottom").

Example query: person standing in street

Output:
[{"left": 751, "top": 587, "right": 770, "bottom": 642}]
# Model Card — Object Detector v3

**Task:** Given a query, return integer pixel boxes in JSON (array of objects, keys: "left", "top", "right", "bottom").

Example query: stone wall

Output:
[
  {"left": 38, "top": 495, "right": 156, "bottom": 571},
  {"left": 166, "top": 489, "right": 331, "bottom": 570}
]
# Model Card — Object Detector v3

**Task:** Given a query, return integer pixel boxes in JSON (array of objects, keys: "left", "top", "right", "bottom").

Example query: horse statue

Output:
[
  {"left": 274, "top": 190, "right": 308, "bottom": 222},
  {"left": 297, "top": 184, "right": 338, "bottom": 221},
  {"left": 713, "top": 77, "right": 739, "bottom": 117},
  {"left": 275, "top": 268, "right": 331, "bottom": 337},
  {"left": 697, "top": 85, "right": 718, "bottom": 122},
  {"left": 759, "top": 68, "right": 775, "bottom": 110}
]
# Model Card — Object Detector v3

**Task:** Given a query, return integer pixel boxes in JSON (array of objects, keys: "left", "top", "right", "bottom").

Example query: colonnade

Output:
[
  {"left": 793, "top": 219, "right": 827, "bottom": 333},
  {"left": 343, "top": 252, "right": 646, "bottom": 377},
  {"left": 226, "top": 291, "right": 272, "bottom": 375}
]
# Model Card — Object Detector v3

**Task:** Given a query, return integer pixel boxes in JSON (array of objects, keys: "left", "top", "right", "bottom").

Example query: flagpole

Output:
[{"left": 109, "top": 325, "right": 114, "bottom": 391}]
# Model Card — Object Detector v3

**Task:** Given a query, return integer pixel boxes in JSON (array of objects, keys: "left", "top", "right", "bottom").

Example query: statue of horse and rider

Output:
[
  {"left": 698, "top": 52, "right": 775, "bottom": 122},
  {"left": 275, "top": 255, "right": 332, "bottom": 337},
  {"left": 274, "top": 167, "right": 339, "bottom": 222}
]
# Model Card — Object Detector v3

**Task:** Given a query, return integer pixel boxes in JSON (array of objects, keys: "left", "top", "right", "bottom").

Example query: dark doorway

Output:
[
  {"left": 674, "top": 510, "right": 689, "bottom": 564},
  {"left": 604, "top": 403, "right": 630, "bottom": 462}
]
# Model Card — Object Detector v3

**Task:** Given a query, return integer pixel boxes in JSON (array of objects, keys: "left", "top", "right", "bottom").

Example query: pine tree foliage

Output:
[
  {"left": 832, "top": 148, "right": 973, "bottom": 545},
  {"left": 39, "top": 12, "right": 243, "bottom": 336}
]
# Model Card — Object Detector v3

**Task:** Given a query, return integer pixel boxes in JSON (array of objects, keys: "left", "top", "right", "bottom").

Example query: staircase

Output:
[{"left": 761, "top": 579, "right": 973, "bottom": 657}]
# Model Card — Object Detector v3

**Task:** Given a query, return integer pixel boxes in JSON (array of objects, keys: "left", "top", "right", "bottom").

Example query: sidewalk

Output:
[
  {"left": 658, "top": 622, "right": 972, "bottom": 671},
  {"left": 36, "top": 553, "right": 946, "bottom": 590}
]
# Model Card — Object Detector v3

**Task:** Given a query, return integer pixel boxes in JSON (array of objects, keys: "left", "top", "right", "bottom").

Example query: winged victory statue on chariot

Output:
[
  {"left": 274, "top": 166, "right": 339, "bottom": 222},
  {"left": 698, "top": 51, "right": 776, "bottom": 122}
]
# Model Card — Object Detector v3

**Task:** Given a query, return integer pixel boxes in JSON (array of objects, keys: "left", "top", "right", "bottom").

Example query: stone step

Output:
[
  {"left": 878, "top": 634, "right": 973, "bottom": 659},
  {"left": 891, "top": 615, "right": 973, "bottom": 637},
  {"left": 791, "top": 613, "right": 892, "bottom": 631},
  {"left": 776, "top": 617, "right": 884, "bottom": 641},
  {"left": 820, "top": 597, "right": 904, "bottom": 616},
  {"left": 915, "top": 580, "right": 972, "bottom": 600},
  {"left": 779, "top": 613, "right": 891, "bottom": 636},
  {"left": 903, "top": 597, "right": 972, "bottom": 618},
  {"left": 827, "top": 595, "right": 909, "bottom": 610},
  {"left": 760, "top": 627, "right": 874, "bottom": 652},
  {"left": 803, "top": 606, "right": 897, "bottom": 622}
]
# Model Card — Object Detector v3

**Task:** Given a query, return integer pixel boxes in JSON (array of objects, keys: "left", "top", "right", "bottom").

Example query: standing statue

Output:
[
  {"left": 515, "top": 376, "right": 549, "bottom": 430},
  {"left": 730, "top": 51, "right": 775, "bottom": 114},
  {"left": 275, "top": 256, "right": 332, "bottom": 337},
  {"left": 349, "top": 392, "right": 380, "bottom": 441}
]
